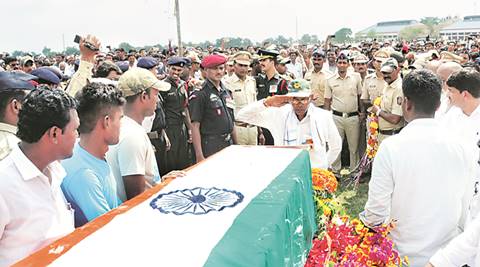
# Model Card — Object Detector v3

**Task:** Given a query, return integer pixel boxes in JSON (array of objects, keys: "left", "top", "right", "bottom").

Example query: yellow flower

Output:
[
  {"left": 293, "top": 82, "right": 301, "bottom": 89},
  {"left": 373, "top": 97, "right": 382, "bottom": 106}
]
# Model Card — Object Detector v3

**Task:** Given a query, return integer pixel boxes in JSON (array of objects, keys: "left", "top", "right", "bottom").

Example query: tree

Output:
[
  {"left": 366, "top": 29, "right": 377, "bottom": 39},
  {"left": 300, "top": 34, "right": 312, "bottom": 44},
  {"left": 64, "top": 46, "right": 80, "bottom": 55},
  {"left": 118, "top": 42, "right": 135, "bottom": 52},
  {"left": 399, "top": 25, "right": 428, "bottom": 41},
  {"left": 333, "top": 28, "right": 353, "bottom": 43},
  {"left": 42, "top": 46, "right": 53, "bottom": 57},
  {"left": 11, "top": 50, "right": 26, "bottom": 57},
  {"left": 420, "top": 17, "right": 441, "bottom": 37}
]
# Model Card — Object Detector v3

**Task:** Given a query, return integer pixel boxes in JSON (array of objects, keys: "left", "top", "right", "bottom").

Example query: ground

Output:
[{"left": 338, "top": 180, "right": 369, "bottom": 218}]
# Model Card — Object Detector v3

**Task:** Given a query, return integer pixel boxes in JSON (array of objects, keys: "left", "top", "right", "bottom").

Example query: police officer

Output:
[
  {"left": 0, "top": 72, "right": 36, "bottom": 160},
  {"left": 224, "top": 51, "right": 258, "bottom": 145},
  {"left": 304, "top": 49, "right": 330, "bottom": 108},
  {"left": 255, "top": 48, "right": 289, "bottom": 145},
  {"left": 324, "top": 53, "right": 363, "bottom": 172},
  {"left": 161, "top": 57, "right": 193, "bottom": 171},
  {"left": 189, "top": 54, "right": 236, "bottom": 162},
  {"left": 360, "top": 50, "right": 389, "bottom": 105},
  {"left": 137, "top": 56, "right": 171, "bottom": 176},
  {"left": 370, "top": 58, "right": 404, "bottom": 144}
]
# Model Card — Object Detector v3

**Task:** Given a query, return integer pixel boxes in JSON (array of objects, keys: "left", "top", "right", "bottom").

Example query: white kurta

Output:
[
  {"left": 237, "top": 101, "right": 342, "bottom": 169},
  {"left": 360, "top": 118, "right": 476, "bottom": 267}
]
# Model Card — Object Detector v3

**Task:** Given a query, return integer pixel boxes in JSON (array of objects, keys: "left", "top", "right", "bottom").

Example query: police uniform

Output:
[
  {"left": 224, "top": 73, "right": 257, "bottom": 145},
  {"left": 325, "top": 72, "right": 362, "bottom": 171},
  {"left": 360, "top": 72, "right": 386, "bottom": 103},
  {"left": 189, "top": 79, "right": 235, "bottom": 157},
  {"left": 305, "top": 69, "right": 329, "bottom": 108},
  {"left": 378, "top": 77, "right": 404, "bottom": 144},
  {"left": 149, "top": 98, "right": 169, "bottom": 175},
  {"left": 0, "top": 72, "right": 36, "bottom": 160}
]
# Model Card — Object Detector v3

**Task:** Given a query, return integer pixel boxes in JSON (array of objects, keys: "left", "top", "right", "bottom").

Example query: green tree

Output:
[
  {"left": 118, "top": 42, "right": 135, "bottom": 52},
  {"left": 300, "top": 34, "right": 312, "bottom": 44},
  {"left": 333, "top": 28, "right": 353, "bottom": 43},
  {"left": 399, "top": 25, "right": 428, "bottom": 41},
  {"left": 42, "top": 46, "right": 53, "bottom": 57},
  {"left": 420, "top": 17, "right": 441, "bottom": 37},
  {"left": 11, "top": 50, "right": 26, "bottom": 57},
  {"left": 366, "top": 29, "right": 377, "bottom": 39},
  {"left": 64, "top": 46, "right": 80, "bottom": 55}
]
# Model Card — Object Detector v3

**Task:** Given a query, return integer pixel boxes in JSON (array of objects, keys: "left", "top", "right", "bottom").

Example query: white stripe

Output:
[{"left": 50, "top": 146, "right": 302, "bottom": 266}]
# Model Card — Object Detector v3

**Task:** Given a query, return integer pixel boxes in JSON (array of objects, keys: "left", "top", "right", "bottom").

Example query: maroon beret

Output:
[{"left": 201, "top": 54, "right": 227, "bottom": 69}]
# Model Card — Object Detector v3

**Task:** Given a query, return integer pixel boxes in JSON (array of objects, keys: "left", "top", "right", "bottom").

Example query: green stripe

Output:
[{"left": 204, "top": 150, "right": 316, "bottom": 267}]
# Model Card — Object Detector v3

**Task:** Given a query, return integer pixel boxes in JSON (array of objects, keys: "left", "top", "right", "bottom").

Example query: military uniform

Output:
[
  {"left": 189, "top": 79, "right": 235, "bottom": 157},
  {"left": 149, "top": 98, "right": 169, "bottom": 175},
  {"left": 360, "top": 72, "right": 386, "bottom": 104},
  {"left": 325, "top": 72, "right": 362, "bottom": 171},
  {"left": 161, "top": 76, "right": 191, "bottom": 171},
  {"left": 224, "top": 73, "right": 258, "bottom": 145},
  {"left": 378, "top": 77, "right": 404, "bottom": 144}
]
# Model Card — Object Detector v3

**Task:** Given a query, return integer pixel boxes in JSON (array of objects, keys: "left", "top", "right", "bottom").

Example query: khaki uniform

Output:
[
  {"left": 224, "top": 73, "right": 258, "bottom": 145},
  {"left": 0, "top": 123, "right": 19, "bottom": 161},
  {"left": 305, "top": 69, "right": 329, "bottom": 107},
  {"left": 378, "top": 78, "right": 404, "bottom": 144},
  {"left": 325, "top": 72, "right": 362, "bottom": 171},
  {"left": 361, "top": 72, "right": 386, "bottom": 103}
]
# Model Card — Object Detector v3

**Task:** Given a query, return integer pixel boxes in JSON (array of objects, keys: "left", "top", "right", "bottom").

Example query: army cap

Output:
[
  {"left": 118, "top": 67, "right": 171, "bottom": 97},
  {"left": 380, "top": 58, "right": 398, "bottom": 73},
  {"left": 277, "top": 56, "right": 291, "bottom": 65},
  {"left": 374, "top": 50, "right": 390, "bottom": 61},
  {"left": 137, "top": 57, "right": 159, "bottom": 69},
  {"left": 257, "top": 49, "right": 279, "bottom": 60}
]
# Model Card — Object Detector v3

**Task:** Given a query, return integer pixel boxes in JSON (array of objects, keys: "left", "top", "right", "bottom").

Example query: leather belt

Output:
[
  {"left": 379, "top": 128, "right": 403, "bottom": 135},
  {"left": 332, "top": 110, "right": 359, "bottom": 118},
  {"left": 202, "top": 133, "right": 231, "bottom": 142}
]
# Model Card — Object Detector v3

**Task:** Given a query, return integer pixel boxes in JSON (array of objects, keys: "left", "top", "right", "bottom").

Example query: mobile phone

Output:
[{"left": 73, "top": 35, "right": 99, "bottom": 51}]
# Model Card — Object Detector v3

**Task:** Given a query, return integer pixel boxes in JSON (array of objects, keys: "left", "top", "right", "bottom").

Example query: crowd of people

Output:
[{"left": 0, "top": 33, "right": 480, "bottom": 266}]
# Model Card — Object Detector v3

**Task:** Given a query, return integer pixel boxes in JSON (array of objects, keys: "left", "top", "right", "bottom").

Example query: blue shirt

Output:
[{"left": 61, "top": 143, "right": 121, "bottom": 227}]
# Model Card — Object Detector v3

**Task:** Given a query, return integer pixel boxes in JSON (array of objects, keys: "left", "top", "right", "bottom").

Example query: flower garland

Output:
[{"left": 308, "top": 168, "right": 408, "bottom": 266}]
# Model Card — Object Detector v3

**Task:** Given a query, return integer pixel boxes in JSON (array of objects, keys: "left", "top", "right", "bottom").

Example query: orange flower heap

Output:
[{"left": 311, "top": 168, "right": 338, "bottom": 194}]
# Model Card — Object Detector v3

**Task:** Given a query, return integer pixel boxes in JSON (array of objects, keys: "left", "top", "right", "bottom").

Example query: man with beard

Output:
[
  {"left": 255, "top": 48, "right": 289, "bottom": 145},
  {"left": 304, "top": 50, "right": 330, "bottom": 109},
  {"left": 370, "top": 58, "right": 404, "bottom": 144}
]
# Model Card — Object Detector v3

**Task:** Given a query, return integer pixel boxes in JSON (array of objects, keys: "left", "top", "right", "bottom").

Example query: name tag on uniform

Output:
[
  {"left": 234, "top": 89, "right": 242, "bottom": 92},
  {"left": 269, "top": 85, "right": 277, "bottom": 93}
]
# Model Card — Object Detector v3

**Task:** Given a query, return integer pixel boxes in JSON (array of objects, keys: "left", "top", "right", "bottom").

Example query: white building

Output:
[
  {"left": 439, "top": 15, "right": 480, "bottom": 40},
  {"left": 356, "top": 20, "right": 420, "bottom": 41}
]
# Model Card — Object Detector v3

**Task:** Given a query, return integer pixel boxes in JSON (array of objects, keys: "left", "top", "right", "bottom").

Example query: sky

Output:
[{"left": 2, "top": 0, "right": 479, "bottom": 53}]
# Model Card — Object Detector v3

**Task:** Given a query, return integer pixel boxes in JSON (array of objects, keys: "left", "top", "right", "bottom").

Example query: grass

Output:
[{"left": 337, "top": 179, "right": 370, "bottom": 218}]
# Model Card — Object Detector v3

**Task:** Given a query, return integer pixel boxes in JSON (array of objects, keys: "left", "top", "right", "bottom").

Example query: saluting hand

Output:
[{"left": 264, "top": 95, "right": 292, "bottom": 108}]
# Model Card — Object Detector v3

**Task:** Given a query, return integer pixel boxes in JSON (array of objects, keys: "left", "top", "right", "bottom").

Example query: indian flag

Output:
[{"left": 15, "top": 146, "right": 316, "bottom": 267}]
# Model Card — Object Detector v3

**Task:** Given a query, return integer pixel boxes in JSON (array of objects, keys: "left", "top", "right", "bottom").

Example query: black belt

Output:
[
  {"left": 332, "top": 110, "right": 359, "bottom": 118},
  {"left": 202, "top": 133, "right": 231, "bottom": 142},
  {"left": 379, "top": 128, "right": 403, "bottom": 135}
]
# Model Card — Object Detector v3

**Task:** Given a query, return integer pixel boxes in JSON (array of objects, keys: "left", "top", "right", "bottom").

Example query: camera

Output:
[{"left": 73, "top": 35, "right": 99, "bottom": 51}]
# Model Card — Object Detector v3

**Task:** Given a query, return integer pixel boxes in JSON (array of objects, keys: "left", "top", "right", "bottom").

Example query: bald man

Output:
[{"left": 435, "top": 62, "right": 463, "bottom": 118}]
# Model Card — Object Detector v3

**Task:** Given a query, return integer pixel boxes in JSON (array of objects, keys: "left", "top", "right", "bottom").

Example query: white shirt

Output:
[
  {"left": 434, "top": 90, "right": 452, "bottom": 119},
  {"left": 0, "top": 146, "right": 74, "bottom": 266},
  {"left": 106, "top": 116, "right": 160, "bottom": 202},
  {"left": 440, "top": 105, "right": 480, "bottom": 226},
  {"left": 286, "top": 62, "right": 303, "bottom": 79},
  {"left": 430, "top": 213, "right": 480, "bottom": 267},
  {"left": 237, "top": 101, "right": 342, "bottom": 169},
  {"left": 360, "top": 119, "right": 476, "bottom": 267}
]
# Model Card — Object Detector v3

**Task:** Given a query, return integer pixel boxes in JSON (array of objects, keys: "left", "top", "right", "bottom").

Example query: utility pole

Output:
[
  {"left": 62, "top": 33, "right": 66, "bottom": 53},
  {"left": 174, "top": 0, "right": 183, "bottom": 56}
]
